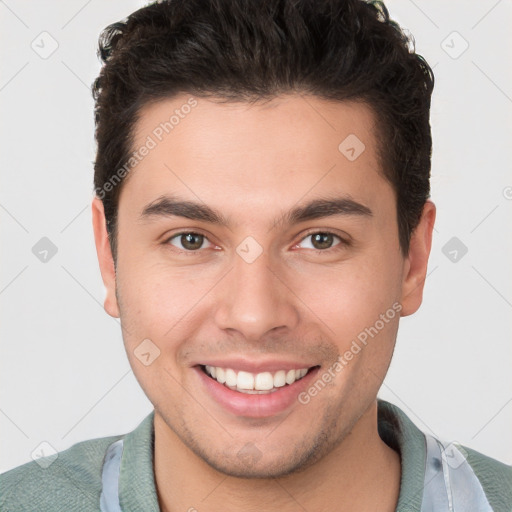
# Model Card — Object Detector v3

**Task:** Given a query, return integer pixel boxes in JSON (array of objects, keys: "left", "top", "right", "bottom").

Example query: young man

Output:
[{"left": 1, "top": 0, "right": 511, "bottom": 510}]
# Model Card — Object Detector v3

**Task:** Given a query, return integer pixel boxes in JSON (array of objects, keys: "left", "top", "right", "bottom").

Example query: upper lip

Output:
[{"left": 194, "top": 358, "right": 319, "bottom": 374}]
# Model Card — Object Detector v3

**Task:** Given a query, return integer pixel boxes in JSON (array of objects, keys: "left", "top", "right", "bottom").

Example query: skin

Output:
[{"left": 92, "top": 93, "right": 435, "bottom": 511}]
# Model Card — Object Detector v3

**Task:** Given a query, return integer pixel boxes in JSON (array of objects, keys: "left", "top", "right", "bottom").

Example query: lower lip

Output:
[{"left": 194, "top": 366, "right": 320, "bottom": 418}]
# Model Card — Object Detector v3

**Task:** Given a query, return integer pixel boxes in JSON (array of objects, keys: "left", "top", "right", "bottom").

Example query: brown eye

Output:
[
  {"left": 168, "top": 232, "right": 209, "bottom": 251},
  {"left": 311, "top": 233, "right": 335, "bottom": 250},
  {"left": 298, "top": 232, "right": 344, "bottom": 251}
]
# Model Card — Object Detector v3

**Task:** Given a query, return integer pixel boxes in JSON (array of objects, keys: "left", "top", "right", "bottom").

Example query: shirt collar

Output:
[
  {"left": 377, "top": 399, "right": 427, "bottom": 511},
  {"left": 118, "top": 411, "right": 160, "bottom": 511}
]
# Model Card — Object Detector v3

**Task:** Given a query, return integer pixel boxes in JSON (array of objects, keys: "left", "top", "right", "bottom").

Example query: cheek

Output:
[
  {"left": 115, "top": 259, "right": 216, "bottom": 352},
  {"left": 115, "top": 267, "right": 193, "bottom": 401},
  {"left": 292, "top": 252, "right": 402, "bottom": 338}
]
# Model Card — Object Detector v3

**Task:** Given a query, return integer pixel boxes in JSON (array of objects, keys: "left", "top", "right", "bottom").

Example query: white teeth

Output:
[
  {"left": 273, "top": 370, "right": 286, "bottom": 387},
  {"left": 216, "top": 367, "right": 226, "bottom": 384},
  {"left": 205, "top": 365, "right": 216, "bottom": 378},
  {"left": 225, "top": 368, "right": 237, "bottom": 387},
  {"left": 203, "top": 365, "right": 312, "bottom": 393},
  {"left": 285, "top": 369, "right": 296, "bottom": 385},
  {"left": 237, "top": 371, "right": 254, "bottom": 390},
  {"left": 255, "top": 372, "right": 274, "bottom": 391}
]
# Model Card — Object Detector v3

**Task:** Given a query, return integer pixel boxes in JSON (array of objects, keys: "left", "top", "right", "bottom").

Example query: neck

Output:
[{"left": 153, "top": 401, "right": 401, "bottom": 512}]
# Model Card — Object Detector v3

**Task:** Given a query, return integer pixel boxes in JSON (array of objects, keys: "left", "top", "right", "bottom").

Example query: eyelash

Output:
[{"left": 163, "top": 230, "right": 350, "bottom": 255}]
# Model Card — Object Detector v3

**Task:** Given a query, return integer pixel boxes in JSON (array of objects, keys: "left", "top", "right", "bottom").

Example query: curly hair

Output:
[{"left": 92, "top": 0, "right": 434, "bottom": 262}]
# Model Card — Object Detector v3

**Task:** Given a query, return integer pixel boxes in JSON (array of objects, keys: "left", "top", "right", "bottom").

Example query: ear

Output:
[
  {"left": 91, "top": 197, "right": 120, "bottom": 318},
  {"left": 400, "top": 200, "right": 436, "bottom": 317}
]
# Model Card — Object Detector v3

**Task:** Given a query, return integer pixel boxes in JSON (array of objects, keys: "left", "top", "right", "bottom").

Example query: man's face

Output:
[{"left": 95, "top": 93, "right": 425, "bottom": 477}]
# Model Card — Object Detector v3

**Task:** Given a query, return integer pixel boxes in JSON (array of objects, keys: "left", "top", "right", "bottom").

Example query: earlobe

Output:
[
  {"left": 91, "top": 197, "right": 120, "bottom": 318},
  {"left": 400, "top": 200, "right": 436, "bottom": 317}
]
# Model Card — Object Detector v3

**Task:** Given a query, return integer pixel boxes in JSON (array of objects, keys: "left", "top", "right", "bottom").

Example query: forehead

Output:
[{"left": 120, "top": 93, "right": 393, "bottom": 224}]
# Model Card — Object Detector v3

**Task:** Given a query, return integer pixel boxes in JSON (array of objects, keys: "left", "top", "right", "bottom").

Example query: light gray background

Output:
[{"left": 1, "top": 0, "right": 511, "bottom": 473}]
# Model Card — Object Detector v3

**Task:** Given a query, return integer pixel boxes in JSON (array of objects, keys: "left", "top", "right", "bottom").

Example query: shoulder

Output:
[
  {"left": 463, "top": 444, "right": 512, "bottom": 511},
  {"left": 377, "top": 399, "right": 512, "bottom": 511},
  {"left": 0, "top": 432, "right": 123, "bottom": 512}
]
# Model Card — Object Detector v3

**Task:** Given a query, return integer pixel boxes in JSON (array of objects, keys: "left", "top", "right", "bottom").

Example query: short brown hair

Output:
[{"left": 92, "top": 0, "right": 434, "bottom": 262}]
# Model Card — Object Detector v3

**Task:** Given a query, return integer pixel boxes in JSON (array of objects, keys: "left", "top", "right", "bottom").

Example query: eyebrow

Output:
[{"left": 139, "top": 194, "right": 373, "bottom": 228}]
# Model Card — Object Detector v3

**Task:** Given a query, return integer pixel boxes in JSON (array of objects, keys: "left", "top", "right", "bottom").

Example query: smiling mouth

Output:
[{"left": 199, "top": 364, "right": 319, "bottom": 394}]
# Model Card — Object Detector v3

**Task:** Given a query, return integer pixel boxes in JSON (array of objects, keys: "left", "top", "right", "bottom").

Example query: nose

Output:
[{"left": 213, "top": 249, "right": 299, "bottom": 341}]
